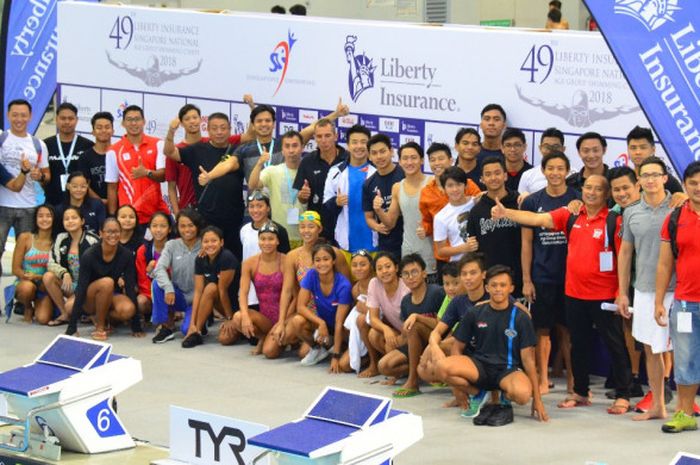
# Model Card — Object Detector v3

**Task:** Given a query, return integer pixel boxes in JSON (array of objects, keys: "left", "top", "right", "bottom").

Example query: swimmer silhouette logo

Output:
[
  {"left": 105, "top": 14, "right": 203, "bottom": 87},
  {"left": 613, "top": 0, "right": 681, "bottom": 32},
  {"left": 344, "top": 35, "right": 376, "bottom": 102},
  {"left": 269, "top": 30, "right": 297, "bottom": 96}
]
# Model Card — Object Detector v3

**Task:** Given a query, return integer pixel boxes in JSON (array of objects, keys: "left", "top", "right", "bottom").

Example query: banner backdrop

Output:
[
  {"left": 1, "top": 0, "right": 98, "bottom": 134},
  {"left": 584, "top": 0, "right": 699, "bottom": 176},
  {"left": 57, "top": 2, "right": 673, "bottom": 174}
]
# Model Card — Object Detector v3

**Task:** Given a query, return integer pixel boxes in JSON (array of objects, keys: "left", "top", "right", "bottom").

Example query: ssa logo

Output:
[
  {"left": 269, "top": 30, "right": 297, "bottom": 96},
  {"left": 344, "top": 35, "right": 376, "bottom": 102},
  {"left": 614, "top": 153, "right": 630, "bottom": 167},
  {"left": 116, "top": 100, "right": 130, "bottom": 119},
  {"left": 614, "top": 0, "right": 681, "bottom": 31}
]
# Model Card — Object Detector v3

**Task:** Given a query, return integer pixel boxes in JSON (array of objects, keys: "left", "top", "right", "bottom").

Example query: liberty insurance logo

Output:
[
  {"left": 269, "top": 30, "right": 297, "bottom": 96},
  {"left": 613, "top": 0, "right": 681, "bottom": 31},
  {"left": 344, "top": 35, "right": 376, "bottom": 102}
]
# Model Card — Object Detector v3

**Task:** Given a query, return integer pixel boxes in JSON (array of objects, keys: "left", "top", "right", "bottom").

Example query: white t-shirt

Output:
[
  {"left": 0, "top": 131, "right": 49, "bottom": 208},
  {"left": 239, "top": 222, "right": 260, "bottom": 306},
  {"left": 433, "top": 199, "right": 474, "bottom": 261},
  {"left": 517, "top": 167, "right": 547, "bottom": 195}
]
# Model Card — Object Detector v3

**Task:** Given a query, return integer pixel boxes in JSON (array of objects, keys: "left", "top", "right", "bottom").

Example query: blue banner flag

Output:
[
  {"left": 0, "top": 0, "right": 98, "bottom": 134},
  {"left": 584, "top": 0, "right": 700, "bottom": 175}
]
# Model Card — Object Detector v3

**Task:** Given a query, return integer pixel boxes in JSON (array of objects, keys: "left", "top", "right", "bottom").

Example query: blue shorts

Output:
[{"left": 670, "top": 300, "right": 700, "bottom": 385}]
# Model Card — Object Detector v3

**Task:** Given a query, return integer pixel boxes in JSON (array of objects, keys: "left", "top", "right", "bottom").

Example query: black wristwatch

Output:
[
  {"left": 146, "top": 170, "right": 153, "bottom": 179},
  {"left": 331, "top": 352, "right": 341, "bottom": 359},
  {"left": 20, "top": 168, "right": 30, "bottom": 175}
]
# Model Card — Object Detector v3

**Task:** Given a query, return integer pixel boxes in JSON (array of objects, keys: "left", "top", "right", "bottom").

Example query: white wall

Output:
[{"left": 109, "top": 0, "right": 591, "bottom": 30}]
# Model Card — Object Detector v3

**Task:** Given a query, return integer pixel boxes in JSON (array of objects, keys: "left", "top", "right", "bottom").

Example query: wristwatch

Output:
[
  {"left": 20, "top": 167, "right": 30, "bottom": 175},
  {"left": 146, "top": 170, "right": 153, "bottom": 179}
]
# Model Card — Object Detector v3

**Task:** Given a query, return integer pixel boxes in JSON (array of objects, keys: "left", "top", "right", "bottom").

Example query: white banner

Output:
[{"left": 57, "top": 2, "right": 673, "bottom": 173}]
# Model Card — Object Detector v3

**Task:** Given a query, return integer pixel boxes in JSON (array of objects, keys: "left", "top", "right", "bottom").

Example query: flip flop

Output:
[
  {"left": 393, "top": 388, "right": 422, "bottom": 398},
  {"left": 47, "top": 318, "right": 69, "bottom": 327},
  {"left": 558, "top": 395, "right": 592, "bottom": 409},
  {"left": 91, "top": 330, "right": 108, "bottom": 341},
  {"left": 607, "top": 399, "right": 631, "bottom": 415}
]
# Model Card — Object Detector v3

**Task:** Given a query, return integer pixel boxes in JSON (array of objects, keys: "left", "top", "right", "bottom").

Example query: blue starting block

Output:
[
  {"left": 249, "top": 387, "right": 422, "bottom": 465},
  {"left": 671, "top": 452, "right": 700, "bottom": 465},
  {"left": 0, "top": 335, "right": 142, "bottom": 460}
]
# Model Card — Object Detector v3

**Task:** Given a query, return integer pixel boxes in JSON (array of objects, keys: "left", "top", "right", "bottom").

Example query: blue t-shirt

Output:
[
  {"left": 440, "top": 292, "right": 488, "bottom": 329},
  {"left": 520, "top": 187, "right": 580, "bottom": 284},
  {"left": 300, "top": 269, "right": 353, "bottom": 329},
  {"left": 348, "top": 163, "right": 375, "bottom": 252}
]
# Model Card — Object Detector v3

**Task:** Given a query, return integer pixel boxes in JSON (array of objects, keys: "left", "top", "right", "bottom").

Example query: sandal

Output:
[
  {"left": 393, "top": 387, "right": 422, "bottom": 398},
  {"left": 607, "top": 398, "right": 630, "bottom": 415},
  {"left": 47, "top": 318, "right": 69, "bottom": 327},
  {"left": 91, "top": 330, "right": 108, "bottom": 341},
  {"left": 558, "top": 394, "right": 592, "bottom": 409}
]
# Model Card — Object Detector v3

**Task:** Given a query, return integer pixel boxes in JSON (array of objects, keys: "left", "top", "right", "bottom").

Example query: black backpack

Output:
[
  {"left": 565, "top": 210, "right": 620, "bottom": 254},
  {"left": 666, "top": 207, "right": 683, "bottom": 259}
]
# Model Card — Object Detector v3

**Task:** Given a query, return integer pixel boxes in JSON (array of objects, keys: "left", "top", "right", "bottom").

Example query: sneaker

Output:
[
  {"left": 460, "top": 390, "right": 488, "bottom": 418},
  {"left": 661, "top": 411, "right": 698, "bottom": 433},
  {"left": 181, "top": 332, "right": 203, "bottom": 349},
  {"left": 300, "top": 346, "right": 330, "bottom": 366},
  {"left": 12, "top": 301, "right": 24, "bottom": 315},
  {"left": 472, "top": 403, "right": 498, "bottom": 426},
  {"left": 486, "top": 404, "right": 514, "bottom": 427},
  {"left": 635, "top": 391, "right": 653, "bottom": 413},
  {"left": 152, "top": 327, "right": 175, "bottom": 344}
]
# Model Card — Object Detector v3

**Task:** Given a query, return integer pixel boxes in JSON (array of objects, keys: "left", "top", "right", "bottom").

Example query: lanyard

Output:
[
  {"left": 57, "top": 135, "right": 77, "bottom": 173},
  {"left": 506, "top": 306, "right": 517, "bottom": 369},
  {"left": 603, "top": 221, "right": 609, "bottom": 250},
  {"left": 256, "top": 139, "right": 274, "bottom": 168}
]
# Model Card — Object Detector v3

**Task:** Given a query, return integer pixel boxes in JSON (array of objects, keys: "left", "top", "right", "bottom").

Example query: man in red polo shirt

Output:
[
  {"left": 655, "top": 160, "right": 700, "bottom": 434},
  {"left": 491, "top": 174, "right": 633, "bottom": 414},
  {"left": 106, "top": 105, "right": 169, "bottom": 225}
]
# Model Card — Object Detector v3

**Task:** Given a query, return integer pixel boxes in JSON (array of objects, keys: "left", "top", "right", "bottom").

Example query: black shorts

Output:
[
  {"left": 473, "top": 359, "right": 518, "bottom": 391},
  {"left": 531, "top": 283, "right": 566, "bottom": 330}
]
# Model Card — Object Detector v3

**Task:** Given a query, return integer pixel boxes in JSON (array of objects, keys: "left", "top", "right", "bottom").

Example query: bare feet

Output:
[
  {"left": 381, "top": 377, "right": 398, "bottom": 386},
  {"left": 358, "top": 364, "right": 379, "bottom": 378},
  {"left": 442, "top": 399, "right": 459, "bottom": 408},
  {"left": 539, "top": 383, "right": 550, "bottom": 395},
  {"left": 632, "top": 408, "right": 667, "bottom": 421},
  {"left": 250, "top": 339, "right": 263, "bottom": 355}
]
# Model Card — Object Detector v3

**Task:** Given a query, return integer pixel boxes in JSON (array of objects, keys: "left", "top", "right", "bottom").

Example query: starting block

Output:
[
  {"left": 249, "top": 387, "right": 423, "bottom": 465},
  {"left": 0, "top": 335, "right": 142, "bottom": 460}
]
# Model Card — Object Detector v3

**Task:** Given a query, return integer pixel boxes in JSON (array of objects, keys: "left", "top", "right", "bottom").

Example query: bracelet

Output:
[
  {"left": 331, "top": 352, "right": 341, "bottom": 359},
  {"left": 20, "top": 168, "right": 29, "bottom": 175}
]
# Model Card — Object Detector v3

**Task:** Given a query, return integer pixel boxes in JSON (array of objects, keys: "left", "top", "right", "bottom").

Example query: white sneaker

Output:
[{"left": 300, "top": 346, "right": 330, "bottom": 366}]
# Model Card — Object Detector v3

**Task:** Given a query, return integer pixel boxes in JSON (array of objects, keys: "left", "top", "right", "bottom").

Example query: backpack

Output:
[
  {"left": 0, "top": 131, "right": 43, "bottom": 160},
  {"left": 666, "top": 207, "right": 682, "bottom": 259},
  {"left": 566, "top": 209, "right": 620, "bottom": 254}
]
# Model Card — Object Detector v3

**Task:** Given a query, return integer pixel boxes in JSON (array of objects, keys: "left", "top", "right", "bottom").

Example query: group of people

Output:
[{"left": 1, "top": 94, "right": 699, "bottom": 433}]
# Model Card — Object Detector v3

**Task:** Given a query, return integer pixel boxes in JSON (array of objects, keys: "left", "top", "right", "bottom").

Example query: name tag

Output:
[
  {"left": 678, "top": 312, "right": 692, "bottom": 333},
  {"left": 599, "top": 251, "right": 613, "bottom": 272}
]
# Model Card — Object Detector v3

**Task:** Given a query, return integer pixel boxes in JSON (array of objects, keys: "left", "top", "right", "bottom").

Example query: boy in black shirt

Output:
[
  {"left": 437, "top": 265, "right": 547, "bottom": 426},
  {"left": 466, "top": 156, "right": 522, "bottom": 295}
]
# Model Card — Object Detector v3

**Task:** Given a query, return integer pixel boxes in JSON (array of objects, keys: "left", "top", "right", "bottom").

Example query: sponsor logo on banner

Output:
[
  {"left": 170, "top": 406, "right": 269, "bottom": 465},
  {"left": 401, "top": 120, "right": 421, "bottom": 134},
  {"left": 338, "top": 114, "right": 358, "bottom": 127},
  {"left": 299, "top": 110, "right": 318, "bottom": 124},
  {"left": 584, "top": 0, "right": 700, "bottom": 173},
  {"left": 269, "top": 30, "right": 297, "bottom": 96},
  {"left": 342, "top": 35, "right": 457, "bottom": 112},
  {"left": 400, "top": 134, "right": 421, "bottom": 146},
  {"left": 105, "top": 13, "right": 203, "bottom": 87},
  {"left": 379, "top": 117, "right": 399, "bottom": 133},
  {"left": 614, "top": 0, "right": 680, "bottom": 32},
  {"left": 116, "top": 100, "right": 130, "bottom": 119},
  {"left": 280, "top": 108, "right": 297, "bottom": 122},
  {"left": 279, "top": 122, "right": 299, "bottom": 133},
  {"left": 359, "top": 115, "right": 378, "bottom": 131},
  {"left": 614, "top": 153, "right": 630, "bottom": 167}
]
